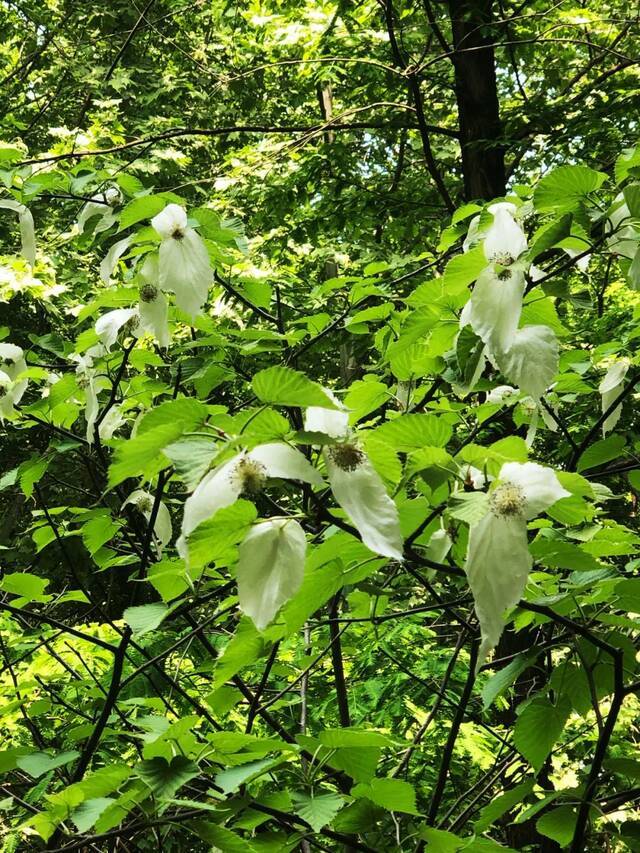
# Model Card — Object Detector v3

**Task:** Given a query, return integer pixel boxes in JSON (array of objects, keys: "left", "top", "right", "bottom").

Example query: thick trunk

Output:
[{"left": 448, "top": 0, "right": 506, "bottom": 200}]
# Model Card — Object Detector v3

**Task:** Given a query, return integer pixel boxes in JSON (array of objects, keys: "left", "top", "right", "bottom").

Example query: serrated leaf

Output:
[
  {"left": 514, "top": 696, "right": 571, "bottom": 770},
  {"left": 373, "top": 414, "right": 452, "bottom": 450},
  {"left": 577, "top": 434, "right": 625, "bottom": 473},
  {"left": 17, "top": 751, "right": 79, "bottom": 779},
  {"left": 291, "top": 792, "right": 345, "bottom": 832},
  {"left": 123, "top": 602, "right": 169, "bottom": 637},
  {"left": 536, "top": 805, "right": 578, "bottom": 846},
  {"left": 534, "top": 165, "right": 607, "bottom": 212},
  {"left": 351, "top": 778, "right": 420, "bottom": 814},
  {"left": 253, "top": 366, "right": 338, "bottom": 409},
  {"left": 118, "top": 195, "right": 167, "bottom": 230},
  {"left": 137, "top": 756, "right": 199, "bottom": 799},
  {"left": 215, "top": 757, "right": 283, "bottom": 794}
]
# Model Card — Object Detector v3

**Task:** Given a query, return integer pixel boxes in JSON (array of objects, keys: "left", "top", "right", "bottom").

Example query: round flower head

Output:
[
  {"left": 465, "top": 461, "right": 569, "bottom": 668},
  {"left": 138, "top": 255, "right": 170, "bottom": 348},
  {"left": 0, "top": 343, "right": 27, "bottom": 409},
  {"left": 177, "top": 442, "right": 323, "bottom": 562},
  {"left": 151, "top": 204, "right": 212, "bottom": 316}
]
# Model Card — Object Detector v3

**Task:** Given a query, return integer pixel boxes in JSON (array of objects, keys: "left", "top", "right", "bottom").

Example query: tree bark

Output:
[{"left": 448, "top": 0, "right": 506, "bottom": 200}]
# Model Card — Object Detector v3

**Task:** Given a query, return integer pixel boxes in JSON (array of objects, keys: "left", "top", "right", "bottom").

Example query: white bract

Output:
[
  {"left": 0, "top": 343, "right": 28, "bottom": 419},
  {"left": 124, "top": 489, "right": 172, "bottom": 556},
  {"left": 492, "top": 325, "right": 559, "bottom": 402},
  {"left": 607, "top": 194, "right": 639, "bottom": 260},
  {"left": 599, "top": 358, "right": 630, "bottom": 436},
  {"left": 151, "top": 204, "right": 212, "bottom": 316},
  {"left": 237, "top": 517, "right": 307, "bottom": 630},
  {"left": 138, "top": 255, "right": 170, "bottom": 349},
  {"left": 460, "top": 264, "right": 526, "bottom": 353},
  {"left": 177, "top": 442, "right": 323, "bottom": 561},
  {"left": 0, "top": 199, "right": 36, "bottom": 266},
  {"left": 95, "top": 308, "right": 140, "bottom": 351},
  {"left": 100, "top": 236, "right": 132, "bottom": 283},
  {"left": 483, "top": 202, "right": 528, "bottom": 266},
  {"left": 305, "top": 394, "right": 404, "bottom": 561},
  {"left": 76, "top": 187, "right": 121, "bottom": 235},
  {"left": 98, "top": 404, "right": 126, "bottom": 441},
  {"left": 71, "top": 352, "right": 101, "bottom": 443},
  {"left": 486, "top": 385, "right": 519, "bottom": 405},
  {"left": 465, "top": 461, "right": 570, "bottom": 667}
]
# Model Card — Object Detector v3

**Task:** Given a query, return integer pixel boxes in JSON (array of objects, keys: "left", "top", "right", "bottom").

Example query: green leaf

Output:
[
  {"left": 137, "top": 756, "right": 199, "bottom": 799},
  {"left": 536, "top": 805, "right": 578, "bottom": 846},
  {"left": 213, "top": 617, "right": 268, "bottom": 691},
  {"left": 318, "top": 729, "right": 395, "bottom": 748},
  {"left": 215, "top": 757, "right": 284, "bottom": 794},
  {"left": 187, "top": 499, "right": 257, "bottom": 569},
  {"left": 17, "top": 751, "right": 79, "bottom": 779},
  {"left": 252, "top": 366, "right": 338, "bottom": 409},
  {"left": 351, "top": 778, "right": 420, "bottom": 815},
  {"left": 163, "top": 436, "right": 218, "bottom": 490},
  {"left": 373, "top": 414, "right": 452, "bottom": 450},
  {"left": 291, "top": 792, "right": 345, "bottom": 832},
  {"left": 118, "top": 195, "right": 167, "bottom": 230},
  {"left": 577, "top": 434, "right": 626, "bottom": 472},
  {"left": 514, "top": 695, "right": 571, "bottom": 770},
  {"left": 0, "top": 572, "right": 49, "bottom": 603},
  {"left": 448, "top": 491, "right": 489, "bottom": 525},
  {"left": 81, "top": 514, "right": 120, "bottom": 556},
  {"left": 18, "top": 456, "right": 49, "bottom": 498},
  {"left": 344, "top": 380, "right": 389, "bottom": 423},
  {"left": 189, "top": 821, "right": 257, "bottom": 852},
  {"left": 529, "top": 539, "right": 601, "bottom": 572},
  {"left": 123, "top": 602, "right": 169, "bottom": 637},
  {"left": 441, "top": 245, "right": 486, "bottom": 292},
  {"left": 534, "top": 165, "right": 607, "bottom": 212},
  {"left": 474, "top": 779, "right": 534, "bottom": 832},
  {"left": 481, "top": 653, "right": 538, "bottom": 709},
  {"left": 72, "top": 798, "right": 115, "bottom": 833},
  {"left": 136, "top": 398, "right": 209, "bottom": 435}
]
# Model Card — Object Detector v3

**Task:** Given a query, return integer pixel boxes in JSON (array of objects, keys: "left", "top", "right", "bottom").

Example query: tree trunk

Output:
[{"left": 448, "top": 0, "right": 506, "bottom": 200}]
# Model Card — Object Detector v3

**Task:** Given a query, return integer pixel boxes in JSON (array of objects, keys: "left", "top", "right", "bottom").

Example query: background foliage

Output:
[{"left": 0, "top": 0, "right": 639, "bottom": 851}]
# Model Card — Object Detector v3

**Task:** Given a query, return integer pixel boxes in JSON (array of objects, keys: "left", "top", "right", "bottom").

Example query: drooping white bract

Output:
[
  {"left": 71, "top": 352, "right": 100, "bottom": 443},
  {"left": 486, "top": 385, "right": 519, "bottom": 405},
  {"left": 138, "top": 255, "right": 170, "bottom": 349},
  {"left": 0, "top": 199, "right": 36, "bottom": 266},
  {"left": 0, "top": 343, "right": 28, "bottom": 419},
  {"left": 95, "top": 308, "right": 140, "bottom": 351},
  {"left": 151, "top": 204, "right": 212, "bottom": 317},
  {"left": 76, "top": 186, "right": 121, "bottom": 235},
  {"left": 492, "top": 325, "right": 559, "bottom": 401},
  {"left": 98, "top": 404, "right": 126, "bottom": 441},
  {"left": 305, "top": 393, "right": 404, "bottom": 561},
  {"left": 424, "top": 527, "right": 452, "bottom": 563},
  {"left": 237, "top": 517, "right": 307, "bottom": 630},
  {"left": 460, "top": 264, "right": 526, "bottom": 353},
  {"left": 599, "top": 358, "right": 630, "bottom": 436},
  {"left": 100, "top": 236, "right": 132, "bottom": 283},
  {"left": 124, "top": 489, "right": 172, "bottom": 556},
  {"left": 465, "top": 461, "right": 569, "bottom": 667},
  {"left": 607, "top": 194, "right": 639, "bottom": 260},
  {"left": 177, "top": 442, "right": 323, "bottom": 561},
  {"left": 483, "top": 202, "right": 528, "bottom": 267}
]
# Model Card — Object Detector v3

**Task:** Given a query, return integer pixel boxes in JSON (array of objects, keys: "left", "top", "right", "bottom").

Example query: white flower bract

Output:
[
  {"left": 0, "top": 200, "right": 36, "bottom": 266},
  {"left": 151, "top": 204, "right": 212, "bottom": 316},
  {"left": 492, "top": 325, "right": 559, "bottom": 401},
  {"left": 236, "top": 517, "right": 307, "bottom": 630},
  {"left": 177, "top": 442, "right": 323, "bottom": 561},
  {"left": 483, "top": 202, "right": 528, "bottom": 266},
  {"left": 464, "top": 461, "right": 569, "bottom": 667},
  {"left": 124, "top": 489, "right": 172, "bottom": 556},
  {"left": 462, "top": 265, "right": 526, "bottom": 353},
  {"left": 599, "top": 359, "right": 630, "bottom": 436}
]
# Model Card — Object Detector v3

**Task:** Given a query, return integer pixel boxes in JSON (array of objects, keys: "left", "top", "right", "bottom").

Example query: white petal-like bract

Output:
[
  {"left": 124, "top": 489, "right": 173, "bottom": 554},
  {"left": 237, "top": 517, "right": 307, "bottom": 630},
  {"left": 95, "top": 308, "right": 139, "bottom": 351},
  {"left": 465, "top": 266, "right": 525, "bottom": 353},
  {"left": 599, "top": 359, "right": 630, "bottom": 435},
  {"left": 157, "top": 230, "right": 212, "bottom": 316},
  {"left": 0, "top": 200, "right": 36, "bottom": 265},
  {"left": 465, "top": 512, "right": 532, "bottom": 667},
  {"left": 493, "top": 325, "right": 559, "bottom": 401},
  {"left": 151, "top": 204, "right": 188, "bottom": 239},
  {"left": 139, "top": 288, "right": 170, "bottom": 349},
  {"left": 483, "top": 202, "right": 528, "bottom": 265},
  {"left": 100, "top": 236, "right": 132, "bottom": 283},
  {"left": 498, "top": 461, "right": 570, "bottom": 519},
  {"left": 325, "top": 448, "right": 403, "bottom": 560},
  {"left": 250, "top": 443, "right": 324, "bottom": 486},
  {"left": 304, "top": 390, "right": 350, "bottom": 439}
]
